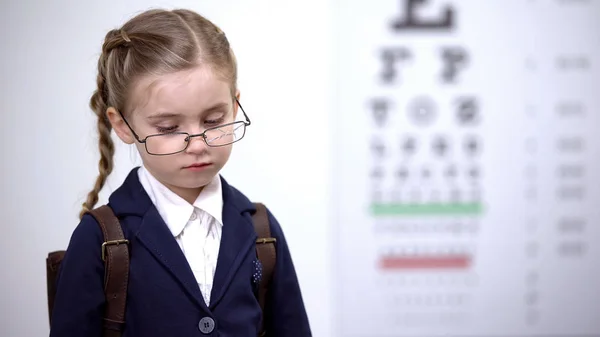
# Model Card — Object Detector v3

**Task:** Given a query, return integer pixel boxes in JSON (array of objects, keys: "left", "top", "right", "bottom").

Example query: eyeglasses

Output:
[{"left": 119, "top": 98, "right": 251, "bottom": 156}]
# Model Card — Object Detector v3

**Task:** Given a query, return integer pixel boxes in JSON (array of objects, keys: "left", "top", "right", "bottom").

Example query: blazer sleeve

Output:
[
  {"left": 49, "top": 214, "right": 105, "bottom": 337},
  {"left": 263, "top": 207, "right": 312, "bottom": 337}
]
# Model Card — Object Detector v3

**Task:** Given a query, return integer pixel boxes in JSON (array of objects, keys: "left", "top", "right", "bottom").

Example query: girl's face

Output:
[{"left": 109, "top": 65, "right": 239, "bottom": 202}]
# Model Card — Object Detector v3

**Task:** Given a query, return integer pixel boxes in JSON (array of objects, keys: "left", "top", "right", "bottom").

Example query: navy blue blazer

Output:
[{"left": 49, "top": 167, "right": 311, "bottom": 337}]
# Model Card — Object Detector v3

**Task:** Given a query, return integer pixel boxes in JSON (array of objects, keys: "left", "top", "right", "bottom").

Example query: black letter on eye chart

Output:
[
  {"left": 380, "top": 47, "right": 412, "bottom": 84},
  {"left": 441, "top": 47, "right": 468, "bottom": 84},
  {"left": 371, "top": 136, "right": 386, "bottom": 158},
  {"left": 391, "top": 0, "right": 455, "bottom": 32},
  {"left": 455, "top": 97, "right": 480, "bottom": 126},
  {"left": 370, "top": 98, "right": 391, "bottom": 127}
]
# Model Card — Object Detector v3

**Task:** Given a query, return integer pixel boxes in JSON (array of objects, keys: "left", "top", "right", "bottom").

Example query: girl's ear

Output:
[{"left": 106, "top": 107, "right": 135, "bottom": 144}]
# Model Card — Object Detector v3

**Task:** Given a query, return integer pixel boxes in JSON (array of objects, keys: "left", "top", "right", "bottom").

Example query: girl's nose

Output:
[{"left": 184, "top": 134, "right": 210, "bottom": 154}]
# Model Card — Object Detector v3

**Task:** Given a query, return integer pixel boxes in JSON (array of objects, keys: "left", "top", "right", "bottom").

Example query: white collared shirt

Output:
[{"left": 138, "top": 166, "right": 223, "bottom": 306}]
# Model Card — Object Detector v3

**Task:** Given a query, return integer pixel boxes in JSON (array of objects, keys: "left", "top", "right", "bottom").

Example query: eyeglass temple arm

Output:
[
  {"left": 235, "top": 98, "right": 251, "bottom": 126},
  {"left": 117, "top": 111, "right": 145, "bottom": 143}
]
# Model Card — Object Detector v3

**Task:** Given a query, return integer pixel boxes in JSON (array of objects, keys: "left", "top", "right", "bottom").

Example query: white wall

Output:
[{"left": 0, "top": 1, "right": 333, "bottom": 336}]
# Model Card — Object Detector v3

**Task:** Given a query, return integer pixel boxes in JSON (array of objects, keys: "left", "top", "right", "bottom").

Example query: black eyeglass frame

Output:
[{"left": 118, "top": 97, "right": 251, "bottom": 156}]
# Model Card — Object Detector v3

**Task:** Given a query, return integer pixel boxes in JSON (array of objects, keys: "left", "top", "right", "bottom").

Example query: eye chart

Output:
[{"left": 333, "top": 1, "right": 600, "bottom": 336}]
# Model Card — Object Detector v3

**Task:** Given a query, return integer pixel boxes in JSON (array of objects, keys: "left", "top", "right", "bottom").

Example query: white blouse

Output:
[{"left": 138, "top": 166, "right": 223, "bottom": 307}]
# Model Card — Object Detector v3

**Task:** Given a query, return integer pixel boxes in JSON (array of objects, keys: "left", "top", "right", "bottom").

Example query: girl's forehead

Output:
[{"left": 128, "top": 66, "right": 232, "bottom": 116}]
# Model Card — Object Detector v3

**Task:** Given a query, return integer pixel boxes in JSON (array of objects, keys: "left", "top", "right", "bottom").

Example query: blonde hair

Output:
[{"left": 80, "top": 8, "right": 237, "bottom": 219}]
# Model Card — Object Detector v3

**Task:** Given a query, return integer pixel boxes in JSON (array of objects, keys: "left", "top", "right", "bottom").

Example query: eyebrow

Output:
[
  {"left": 146, "top": 102, "right": 231, "bottom": 120},
  {"left": 203, "top": 102, "right": 230, "bottom": 113},
  {"left": 146, "top": 112, "right": 182, "bottom": 120}
]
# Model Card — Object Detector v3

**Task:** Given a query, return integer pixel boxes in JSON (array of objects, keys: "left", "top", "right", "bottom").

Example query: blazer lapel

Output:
[
  {"left": 209, "top": 183, "right": 257, "bottom": 308},
  {"left": 109, "top": 168, "right": 258, "bottom": 311},
  {"left": 135, "top": 206, "right": 207, "bottom": 310}
]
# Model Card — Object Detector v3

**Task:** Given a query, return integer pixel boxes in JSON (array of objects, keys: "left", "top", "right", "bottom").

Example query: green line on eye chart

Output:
[{"left": 370, "top": 202, "right": 484, "bottom": 216}]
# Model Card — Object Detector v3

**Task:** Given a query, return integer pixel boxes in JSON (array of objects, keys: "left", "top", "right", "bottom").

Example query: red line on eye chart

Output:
[{"left": 379, "top": 255, "right": 472, "bottom": 270}]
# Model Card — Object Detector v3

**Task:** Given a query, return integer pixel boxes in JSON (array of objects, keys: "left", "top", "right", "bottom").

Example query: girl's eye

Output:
[
  {"left": 205, "top": 118, "right": 224, "bottom": 126},
  {"left": 156, "top": 125, "right": 178, "bottom": 133}
]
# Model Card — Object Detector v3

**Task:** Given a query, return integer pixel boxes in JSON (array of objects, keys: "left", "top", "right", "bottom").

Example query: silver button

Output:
[
  {"left": 198, "top": 317, "right": 215, "bottom": 334},
  {"left": 190, "top": 212, "right": 198, "bottom": 221}
]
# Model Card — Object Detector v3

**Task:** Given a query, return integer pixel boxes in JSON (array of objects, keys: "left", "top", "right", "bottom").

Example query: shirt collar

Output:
[{"left": 138, "top": 166, "right": 224, "bottom": 238}]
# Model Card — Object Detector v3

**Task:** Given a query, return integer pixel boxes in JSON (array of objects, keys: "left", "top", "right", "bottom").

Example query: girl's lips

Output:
[{"left": 183, "top": 163, "right": 212, "bottom": 170}]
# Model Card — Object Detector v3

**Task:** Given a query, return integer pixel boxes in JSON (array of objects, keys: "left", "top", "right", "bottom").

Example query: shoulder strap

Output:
[
  {"left": 251, "top": 203, "right": 277, "bottom": 337},
  {"left": 88, "top": 205, "right": 130, "bottom": 337}
]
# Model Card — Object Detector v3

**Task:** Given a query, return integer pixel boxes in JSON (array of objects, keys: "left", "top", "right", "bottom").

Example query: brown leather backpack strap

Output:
[
  {"left": 88, "top": 205, "right": 130, "bottom": 337},
  {"left": 46, "top": 250, "right": 66, "bottom": 323},
  {"left": 251, "top": 203, "right": 277, "bottom": 337}
]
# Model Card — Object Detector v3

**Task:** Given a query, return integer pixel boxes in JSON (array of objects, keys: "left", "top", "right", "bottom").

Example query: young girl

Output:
[{"left": 49, "top": 8, "right": 311, "bottom": 337}]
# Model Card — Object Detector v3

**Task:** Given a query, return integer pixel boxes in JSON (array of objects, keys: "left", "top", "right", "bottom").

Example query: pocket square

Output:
[
  {"left": 252, "top": 259, "right": 263, "bottom": 293},
  {"left": 252, "top": 259, "right": 263, "bottom": 283}
]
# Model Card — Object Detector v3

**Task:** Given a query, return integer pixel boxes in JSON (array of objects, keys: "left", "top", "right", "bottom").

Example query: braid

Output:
[{"left": 79, "top": 31, "right": 124, "bottom": 219}]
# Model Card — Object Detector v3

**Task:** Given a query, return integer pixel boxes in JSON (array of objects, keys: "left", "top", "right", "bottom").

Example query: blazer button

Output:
[{"left": 198, "top": 317, "right": 215, "bottom": 334}]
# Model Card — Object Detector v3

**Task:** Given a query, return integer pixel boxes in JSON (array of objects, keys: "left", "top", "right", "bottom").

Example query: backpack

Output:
[{"left": 46, "top": 203, "right": 276, "bottom": 337}]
